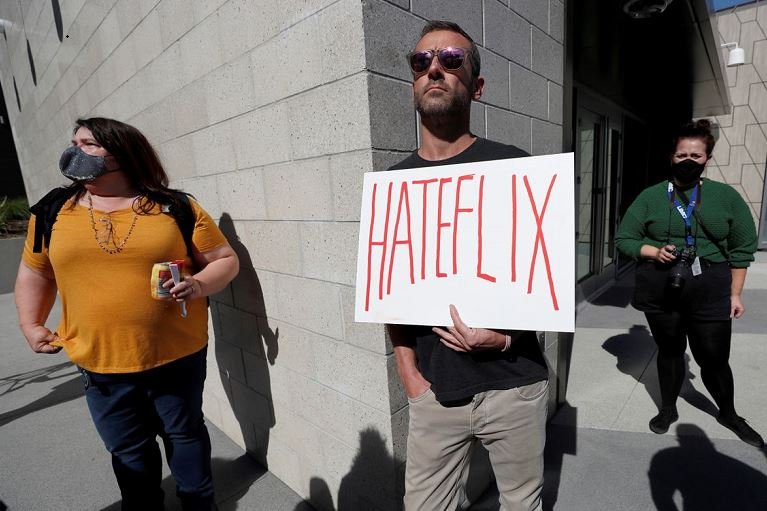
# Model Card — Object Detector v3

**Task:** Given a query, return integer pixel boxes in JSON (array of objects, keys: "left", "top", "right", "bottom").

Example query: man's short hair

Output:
[{"left": 420, "top": 20, "right": 481, "bottom": 81}]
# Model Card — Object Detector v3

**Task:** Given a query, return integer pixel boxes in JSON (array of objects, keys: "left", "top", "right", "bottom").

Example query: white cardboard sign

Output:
[{"left": 354, "top": 153, "right": 575, "bottom": 333}]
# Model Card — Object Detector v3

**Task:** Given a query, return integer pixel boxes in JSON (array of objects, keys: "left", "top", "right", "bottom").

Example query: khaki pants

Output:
[{"left": 404, "top": 380, "right": 549, "bottom": 511}]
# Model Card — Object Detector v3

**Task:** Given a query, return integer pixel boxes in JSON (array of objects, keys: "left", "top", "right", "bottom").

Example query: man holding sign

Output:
[{"left": 388, "top": 21, "right": 549, "bottom": 511}]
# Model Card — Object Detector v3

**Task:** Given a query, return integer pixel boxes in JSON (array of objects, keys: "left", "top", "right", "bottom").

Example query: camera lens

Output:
[
  {"left": 667, "top": 248, "right": 688, "bottom": 290},
  {"left": 668, "top": 270, "right": 684, "bottom": 289}
]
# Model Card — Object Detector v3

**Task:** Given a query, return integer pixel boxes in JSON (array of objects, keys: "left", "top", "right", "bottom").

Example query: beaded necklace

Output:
[{"left": 86, "top": 192, "right": 139, "bottom": 255}]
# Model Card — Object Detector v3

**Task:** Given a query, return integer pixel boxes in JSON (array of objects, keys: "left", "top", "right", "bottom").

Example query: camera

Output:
[{"left": 667, "top": 246, "right": 695, "bottom": 290}]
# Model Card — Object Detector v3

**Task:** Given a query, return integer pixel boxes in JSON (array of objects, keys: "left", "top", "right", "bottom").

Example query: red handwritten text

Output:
[{"left": 364, "top": 173, "right": 560, "bottom": 311}]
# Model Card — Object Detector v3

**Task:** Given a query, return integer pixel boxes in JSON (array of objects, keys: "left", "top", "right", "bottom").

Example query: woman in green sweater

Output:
[{"left": 615, "top": 119, "right": 762, "bottom": 447}]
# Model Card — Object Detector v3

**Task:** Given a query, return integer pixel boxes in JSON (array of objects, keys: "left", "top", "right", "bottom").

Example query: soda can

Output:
[{"left": 151, "top": 262, "right": 173, "bottom": 300}]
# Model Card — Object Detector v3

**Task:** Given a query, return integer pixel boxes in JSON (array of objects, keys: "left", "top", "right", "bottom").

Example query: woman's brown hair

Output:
[
  {"left": 672, "top": 119, "right": 716, "bottom": 158},
  {"left": 66, "top": 117, "right": 181, "bottom": 213}
]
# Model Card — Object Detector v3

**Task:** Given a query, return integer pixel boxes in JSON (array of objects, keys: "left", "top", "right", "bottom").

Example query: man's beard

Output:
[{"left": 415, "top": 83, "right": 471, "bottom": 118}]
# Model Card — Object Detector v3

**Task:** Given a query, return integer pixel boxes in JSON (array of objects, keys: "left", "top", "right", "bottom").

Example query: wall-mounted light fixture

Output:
[
  {"left": 721, "top": 42, "right": 745, "bottom": 67},
  {"left": 0, "top": 19, "right": 11, "bottom": 36}
]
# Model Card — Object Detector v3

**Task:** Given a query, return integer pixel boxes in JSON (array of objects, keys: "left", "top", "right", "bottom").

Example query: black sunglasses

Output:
[{"left": 407, "top": 47, "right": 469, "bottom": 75}]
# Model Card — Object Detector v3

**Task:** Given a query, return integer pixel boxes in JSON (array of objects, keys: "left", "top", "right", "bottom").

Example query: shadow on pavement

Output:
[
  {"left": 584, "top": 279, "right": 633, "bottom": 308},
  {"left": 99, "top": 455, "right": 267, "bottom": 511},
  {"left": 602, "top": 324, "right": 661, "bottom": 410},
  {"left": 0, "top": 361, "right": 74, "bottom": 395},
  {"left": 648, "top": 423, "right": 767, "bottom": 510},
  {"left": 210, "top": 455, "right": 268, "bottom": 511},
  {"left": 602, "top": 324, "right": 718, "bottom": 417},
  {"left": 0, "top": 362, "right": 82, "bottom": 427},
  {"left": 542, "top": 402, "right": 577, "bottom": 511}
]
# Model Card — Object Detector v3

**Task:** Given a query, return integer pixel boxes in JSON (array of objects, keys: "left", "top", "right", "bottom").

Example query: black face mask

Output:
[
  {"left": 671, "top": 159, "right": 705, "bottom": 184},
  {"left": 59, "top": 145, "right": 114, "bottom": 182}
]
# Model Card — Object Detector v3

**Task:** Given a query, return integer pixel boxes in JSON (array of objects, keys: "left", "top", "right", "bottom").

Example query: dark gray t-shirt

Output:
[{"left": 388, "top": 137, "right": 549, "bottom": 402}]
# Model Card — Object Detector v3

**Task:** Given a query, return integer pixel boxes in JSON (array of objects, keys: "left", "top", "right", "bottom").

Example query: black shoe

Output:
[
  {"left": 717, "top": 414, "right": 765, "bottom": 447},
  {"left": 649, "top": 408, "right": 679, "bottom": 434}
]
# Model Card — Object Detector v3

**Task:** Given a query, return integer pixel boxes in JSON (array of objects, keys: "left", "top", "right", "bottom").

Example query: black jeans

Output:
[{"left": 81, "top": 347, "right": 214, "bottom": 511}]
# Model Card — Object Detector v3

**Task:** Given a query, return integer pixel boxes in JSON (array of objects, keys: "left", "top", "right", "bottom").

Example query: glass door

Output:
[
  {"left": 576, "top": 105, "right": 623, "bottom": 286},
  {"left": 576, "top": 108, "right": 603, "bottom": 282}
]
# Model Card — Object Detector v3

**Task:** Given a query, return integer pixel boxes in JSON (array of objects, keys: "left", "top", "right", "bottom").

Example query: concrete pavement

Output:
[
  {"left": 543, "top": 251, "right": 767, "bottom": 510},
  {"left": 2, "top": 253, "right": 766, "bottom": 510},
  {"left": 0, "top": 292, "right": 311, "bottom": 511}
]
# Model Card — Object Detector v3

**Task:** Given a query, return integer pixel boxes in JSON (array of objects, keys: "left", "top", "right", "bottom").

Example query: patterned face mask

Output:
[{"left": 59, "top": 145, "right": 113, "bottom": 182}]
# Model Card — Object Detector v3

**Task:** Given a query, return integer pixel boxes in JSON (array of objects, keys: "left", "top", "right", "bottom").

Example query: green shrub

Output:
[{"left": 0, "top": 196, "right": 30, "bottom": 234}]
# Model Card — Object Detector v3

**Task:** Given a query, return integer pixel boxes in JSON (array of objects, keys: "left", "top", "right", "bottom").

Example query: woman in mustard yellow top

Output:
[{"left": 15, "top": 117, "right": 239, "bottom": 510}]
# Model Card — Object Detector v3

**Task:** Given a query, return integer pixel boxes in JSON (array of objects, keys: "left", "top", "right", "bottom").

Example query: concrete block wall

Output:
[
  {"left": 1, "top": 0, "right": 566, "bottom": 508},
  {"left": 362, "top": 0, "right": 567, "bottom": 419},
  {"left": 0, "top": 0, "right": 403, "bottom": 509},
  {"left": 362, "top": 0, "right": 564, "bottom": 154},
  {"left": 712, "top": 6, "right": 767, "bottom": 226}
]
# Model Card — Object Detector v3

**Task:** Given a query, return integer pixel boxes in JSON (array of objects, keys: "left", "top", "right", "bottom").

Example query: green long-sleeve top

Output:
[{"left": 615, "top": 179, "right": 757, "bottom": 268}]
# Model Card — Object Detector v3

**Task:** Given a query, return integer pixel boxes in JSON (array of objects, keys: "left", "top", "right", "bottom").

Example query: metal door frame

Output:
[{"left": 575, "top": 90, "right": 626, "bottom": 298}]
